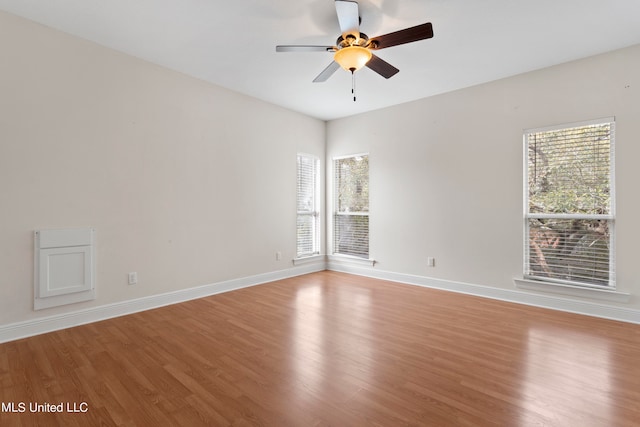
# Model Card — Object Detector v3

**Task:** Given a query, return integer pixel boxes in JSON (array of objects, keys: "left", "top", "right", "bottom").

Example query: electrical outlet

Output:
[
  {"left": 427, "top": 257, "right": 436, "bottom": 267},
  {"left": 128, "top": 272, "right": 138, "bottom": 285},
  {"left": 276, "top": 251, "right": 282, "bottom": 261}
]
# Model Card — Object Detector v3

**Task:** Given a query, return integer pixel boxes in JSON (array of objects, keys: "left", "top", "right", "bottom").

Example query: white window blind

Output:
[
  {"left": 524, "top": 118, "right": 615, "bottom": 288},
  {"left": 297, "top": 154, "right": 320, "bottom": 258},
  {"left": 334, "top": 154, "right": 369, "bottom": 258}
]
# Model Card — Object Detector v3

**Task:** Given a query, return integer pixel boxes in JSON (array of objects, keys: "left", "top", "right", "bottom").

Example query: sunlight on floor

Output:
[
  {"left": 291, "top": 283, "right": 375, "bottom": 408},
  {"left": 521, "top": 325, "right": 612, "bottom": 426}
]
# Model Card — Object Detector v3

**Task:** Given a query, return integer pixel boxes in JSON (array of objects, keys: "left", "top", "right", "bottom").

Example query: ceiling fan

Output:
[{"left": 276, "top": 0, "right": 434, "bottom": 88}]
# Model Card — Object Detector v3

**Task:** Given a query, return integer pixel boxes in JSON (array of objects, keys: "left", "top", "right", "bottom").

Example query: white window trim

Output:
[
  {"left": 296, "top": 153, "right": 321, "bottom": 259},
  {"left": 513, "top": 278, "right": 630, "bottom": 303},
  {"left": 328, "top": 254, "right": 375, "bottom": 267},
  {"left": 292, "top": 254, "right": 326, "bottom": 266},
  {"left": 331, "top": 153, "right": 371, "bottom": 262},
  {"left": 522, "top": 117, "right": 616, "bottom": 290},
  {"left": 333, "top": 152, "right": 370, "bottom": 161}
]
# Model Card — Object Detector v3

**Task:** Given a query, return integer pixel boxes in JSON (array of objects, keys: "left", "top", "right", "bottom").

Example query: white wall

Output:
[
  {"left": 0, "top": 11, "right": 325, "bottom": 327},
  {"left": 327, "top": 44, "right": 640, "bottom": 313},
  {"left": 1, "top": 9, "right": 638, "bottom": 335}
]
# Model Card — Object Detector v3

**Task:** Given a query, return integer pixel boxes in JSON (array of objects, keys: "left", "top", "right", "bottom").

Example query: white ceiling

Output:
[{"left": 2, "top": 0, "right": 640, "bottom": 121}]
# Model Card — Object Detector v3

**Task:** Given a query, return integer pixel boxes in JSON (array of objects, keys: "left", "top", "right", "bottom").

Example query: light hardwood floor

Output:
[{"left": 1, "top": 271, "right": 639, "bottom": 426}]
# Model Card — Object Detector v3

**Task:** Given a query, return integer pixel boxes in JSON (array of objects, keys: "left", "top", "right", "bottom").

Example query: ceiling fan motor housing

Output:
[{"left": 336, "top": 33, "right": 371, "bottom": 49}]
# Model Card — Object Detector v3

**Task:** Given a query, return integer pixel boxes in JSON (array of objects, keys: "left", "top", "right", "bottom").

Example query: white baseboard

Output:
[
  {"left": 3, "top": 258, "right": 637, "bottom": 344},
  {"left": 0, "top": 261, "right": 326, "bottom": 344},
  {"left": 328, "top": 262, "right": 640, "bottom": 324}
]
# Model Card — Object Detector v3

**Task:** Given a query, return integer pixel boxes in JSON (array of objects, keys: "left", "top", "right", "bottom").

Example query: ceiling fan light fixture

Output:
[{"left": 334, "top": 46, "right": 372, "bottom": 72}]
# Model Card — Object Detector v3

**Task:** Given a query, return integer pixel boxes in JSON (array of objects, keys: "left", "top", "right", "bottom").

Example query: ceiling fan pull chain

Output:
[{"left": 351, "top": 69, "right": 356, "bottom": 102}]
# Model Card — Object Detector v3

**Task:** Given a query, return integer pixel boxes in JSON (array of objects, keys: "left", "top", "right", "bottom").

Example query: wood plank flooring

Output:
[{"left": 1, "top": 271, "right": 639, "bottom": 426}]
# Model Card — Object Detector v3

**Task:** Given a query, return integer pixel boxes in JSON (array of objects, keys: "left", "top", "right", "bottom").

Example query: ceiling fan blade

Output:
[
  {"left": 368, "top": 22, "right": 433, "bottom": 50},
  {"left": 366, "top": 54, "right": 399, "bottom": 79},
  {"left": 276, "top": 45, "right": 335, "bottom": 53},
  {"left": 335, "top": 0, "right": 360, "bottom": 37},
  {"left": 313, "top": 61, "right": 341, "bottom": 82}
]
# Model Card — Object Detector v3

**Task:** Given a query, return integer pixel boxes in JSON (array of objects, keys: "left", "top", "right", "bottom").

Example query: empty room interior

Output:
[{"left": 1, "top": 0, "right": 640, "bottom": 426}]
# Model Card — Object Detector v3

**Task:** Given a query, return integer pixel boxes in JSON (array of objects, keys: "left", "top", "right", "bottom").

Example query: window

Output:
[
  {"left": 334, "top": 154, "right": 369, "bottom": 258},
  {"left": 296, "top": 154, "right": 320, "bottom": 258},
  {"left": 524, "top": 118, "right": 615, "bottom": 288}
]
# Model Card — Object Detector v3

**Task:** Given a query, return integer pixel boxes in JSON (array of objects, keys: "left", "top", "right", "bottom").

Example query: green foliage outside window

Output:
[{"left": 526, "top": 122, "right": 613, "bottom": 287}]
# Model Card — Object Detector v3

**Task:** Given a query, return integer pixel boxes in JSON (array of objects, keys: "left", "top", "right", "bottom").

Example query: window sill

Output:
[
  {"left": 514, "top": 278, "right": 630, "bottom": 303},
  {"left": 292, "top": 255, "right": 326, "bottom": 266},
  {"left": 328, "top": 254, "right": 375, "bottom": 267}
]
